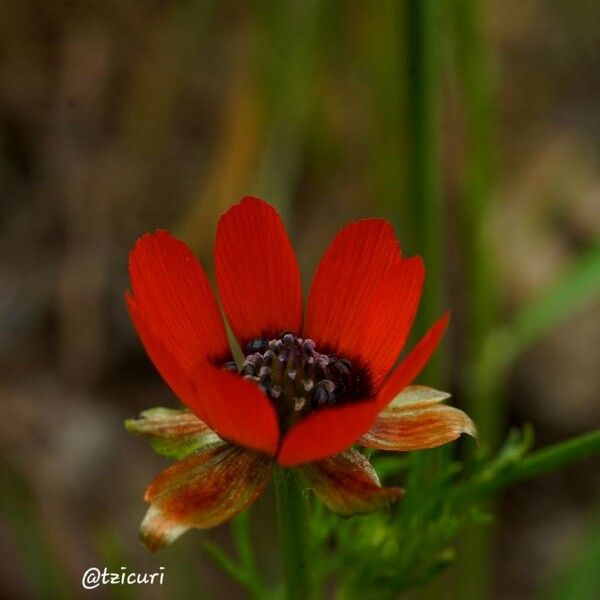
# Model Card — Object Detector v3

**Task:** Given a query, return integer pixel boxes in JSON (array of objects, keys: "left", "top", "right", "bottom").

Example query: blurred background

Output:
[{"left": 1, "top": 1, "right": 599, "bottom": 598}]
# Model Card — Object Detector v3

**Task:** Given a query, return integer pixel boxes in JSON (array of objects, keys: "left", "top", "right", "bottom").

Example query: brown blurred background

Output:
[{"left": 1, "top": 1, "right": 599, "bottom": 598}]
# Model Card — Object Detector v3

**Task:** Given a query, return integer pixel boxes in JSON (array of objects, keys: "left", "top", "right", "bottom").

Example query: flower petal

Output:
[
  {"left": 278, "top": 315, "right": 450, "bottom": 466},
  {"left": 277, "top": 401, "right": 380, "bottom": 466},
  {"left": 215, "top": 197, "right": 303, "bottom": 350},
  {"left": 305, "top": 219, "right": 422, "bottom": 388},
  {"left": 126, "top": 294, "right": 200, "bottom": 414},
  {"left": 360, "top": 386, "right": 476, "bottom": 450},
  {"left": 125, "top": 408, "right": 222, "bottom": 460},
  {"left": 192, "top": 362, "right": 280, "bottom": 455},
  {"left": 375, "top": 312, "right": 451, "bottom": 409},
  {"left": 128, "top": 230, "right": 231, "bottom": 373},
  {"left": 298, "top": 448, "right": 403, "bottom": 515},
  {"left": 383, "top": 385, "right": 452, "bottom": 407},
  {"left": 128, "top": 293, "right": 279, "bottom": 454},
  {"left": 360, "top": 256, "right": 425, "bottom": 387},
  {"left": 140, "top": 444, "right": 274, "bottom": 551}
]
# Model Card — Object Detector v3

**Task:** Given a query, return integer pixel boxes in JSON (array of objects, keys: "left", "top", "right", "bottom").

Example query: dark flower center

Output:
[{"left": 223, "top": 332, "right": 370, "bottom": 431}]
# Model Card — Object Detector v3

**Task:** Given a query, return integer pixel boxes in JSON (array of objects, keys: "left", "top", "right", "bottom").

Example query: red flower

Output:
[{"left": 125, "top": 197, "right": 475, "bottom": 551}]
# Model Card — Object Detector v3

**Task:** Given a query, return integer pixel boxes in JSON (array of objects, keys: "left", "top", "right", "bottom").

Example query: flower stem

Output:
[{"left": 274, "top": 467, "right": 312, "bottom": 600}]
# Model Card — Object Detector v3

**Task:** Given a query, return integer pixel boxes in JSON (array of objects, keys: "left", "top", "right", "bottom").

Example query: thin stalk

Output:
[
  {"left": 452, "top": 429, "right": 600, "bottom": 501},
  {"left": 363, "top": 1, "right": 408, "bottom": 228},
  {"left": 402, "top": 0, "right": 444, "bottom": 514},
  {"left": 452, "top": 1, "right": 497, "bottom": 598},
  {"left": 454, "top": 0, "right": 498, "bottom": 446},
  {"left": 274, "top": 468, "right": 312, "bottom": 600},
  {"left": 406, "top": 0, "right": 443, "bottom": 334},
  {"left": 478, "top": 429, "right": 600, "bottom": 495},
  {"left": 232, "top": 512, "right": 268, "bottom": 600},
  {"left": 254, "top": 0, "right": 321, "bottom": 214},
  {"left": 401, "top": 7, "right": 447, "bottom": 598},
  {"left": 202, "top": 512, "right": 267, "bottom": 600},
  {"left": 202, "top": 540, "right": 247, "bottom": 587}
]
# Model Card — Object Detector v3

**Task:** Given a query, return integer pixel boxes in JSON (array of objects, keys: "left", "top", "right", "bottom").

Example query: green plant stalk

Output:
[
  {"left": 478, "top": 429, "right": 600, "bottom": 496},
  {"left": 452, "top": 0, "right": 498, "bottom": 598},
  {"left": 401, "top": 6, "right": 448, "bottom": 597},
  {"left": 403, "top": 0, "right": 445, "bottom": 507},
  {"left": 255, "top": 0, "right": 322, "bottom": 214},
  {"left": 363, "top": 1, "right": 409, "bottom": 229},
  {"left": 202, "top": 512, "right": 267, "bottom": 600},
  {"left": 232, "top": 512, "right": 268, "bottom": 600},
  {"left": 274, "top": 468, "right": 312, "bottom": 600},
  {"left": 405, "top": 0, "right": 442, "bottom": 328},
  {"left": 454, "top": 0, "right": 498, "bottom": 446},
  {"left": 202, "top": 540, "right": 246, "bottom": 587},
  {"left": 448, "top": 429, "right": 600, "bottom": 506}
]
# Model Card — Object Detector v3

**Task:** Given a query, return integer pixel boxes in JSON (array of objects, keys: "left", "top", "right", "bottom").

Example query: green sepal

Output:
[{"left": 125, "top": 407, "right": 222, "bottom": 460}]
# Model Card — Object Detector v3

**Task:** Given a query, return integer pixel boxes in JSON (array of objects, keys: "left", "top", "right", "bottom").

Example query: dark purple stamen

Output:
[{"left": 224, "top": 332, "right": 369, "bottom": 429}]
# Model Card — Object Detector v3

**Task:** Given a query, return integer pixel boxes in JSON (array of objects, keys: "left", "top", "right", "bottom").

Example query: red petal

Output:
[
  {"left": 305, "top": 220, "right": 421, "bottom": 389},
  {"left": 126, "top": 293, "right": 200, "bottom": 416},
  {"left": 192, "top": 362, "right": 280, "bottom": 455},
  {"left": 375, "top": 312, "right": 450, "bottom": 409},
  {"left": 140, "top": 445, "right": 273, "bottom": 551},
  {"left": 360, "top": 256, "right": 425, "bottom": 387},
  {"left": 277, "top": 401, "right": 380, "bottom": 466},
  {"left": 129, "top": 230, "right": 231, "bottom": 372},
  {"left": 128, "top": 275, "right": 279, "bottom": 455},
  {"left": 215, "top": 197, "right": 303, "bottom": 350},
  {"left": 298, "top": 449, "right": 403, "bottom": 515}
]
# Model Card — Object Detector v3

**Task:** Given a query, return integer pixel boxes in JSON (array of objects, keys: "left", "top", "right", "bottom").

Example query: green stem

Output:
[
  {"left": 455, "top": 0, "right": 498, "bottom": 446},
  {"left": 203, "top": 539, "right": 267, "bottom": 600},
  {"left": 402, "top": 9, "right": 446, "bottom": 597},
  {"left": 406, "top": 0, "right": 442, "bottom": 336},
  {"left": 255, "top": 0, "right": 321, "bottom": 214},
  {"left": 232, "top": 512, "right": 268, "bottom": 600},
  {"left": 202, "top": 512, "right": 267, "bottom": 600},
  {"left": 202, "top": 540, "right": 245, "bottom": 585},
  {"left": 274, "top": 468, "right": 312, "bottom": 600},
  {"left": 402, "top": 0, "right": 446, "bottom": 563},
  {"left": 449, "top": 429, "right": 600, "bottom": 514},
  {"left": 452, "top": 1, "right": 497, "bottom": 597},
  {"left": 478, "top": 429, "right": 600, "bottom": 495}
]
